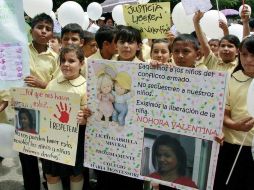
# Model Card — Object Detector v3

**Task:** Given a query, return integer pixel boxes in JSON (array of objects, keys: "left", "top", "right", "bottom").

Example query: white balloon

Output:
[
  {"left": 58, "top": 1, "right": 86, "bottom": 29},
  {"left": 172, "top": 3, "right": 194, "bottom": 34},
  {"left": 229, "top": 24, "right": 243, "bottom": 41},
  {"left": 49, "top": 11, "right": 56, "bottom": 20},
  {"left": 82, "top": 12, "right": 90, "bottom": 30},
  {"left": 138, "top": 0, "right": 150, "bottom": 4},
  {"left": 0, "top": 124, "right": 18, "bottom": 158},
  {"left": 247, "top": 79, "right": 254, "bottom": 117},
  {"left": 23, "top": 0, "right": 53, "bottom": 18},
  {"left": 200, "top": 10, "right": 227, "bottom": 39},
  {"left": 239, "top": 4, "right": 252, "bottom": 16},
  {"left": 87, "top": 2, "right": 102, "bottom": 21},
  {"left": 112, "top": 5, "right": 126, "bottom": 25}
]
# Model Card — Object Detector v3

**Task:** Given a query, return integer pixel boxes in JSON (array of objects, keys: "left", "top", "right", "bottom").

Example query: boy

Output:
[
  {"left": 83, "top": 31, "right": 97, "bottom": 58},
  {"left": 21, "top": 13, "right": 58, "bottom": 190}
]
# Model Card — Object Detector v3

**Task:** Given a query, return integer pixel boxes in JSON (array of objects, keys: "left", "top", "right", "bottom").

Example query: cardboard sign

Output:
[
  {"left": 12, "top": 88, "right": 80, "bottom": 166},
  {"left": 123, "top": 2, "right": 170, "bottom": 39},
  {"left": 84, "top": 59, "right": 228, "bottom": 189}
]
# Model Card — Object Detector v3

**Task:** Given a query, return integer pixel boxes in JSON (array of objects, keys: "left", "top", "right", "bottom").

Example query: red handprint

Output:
[{"left": 53, "top": 102, "right": 71, "bottom": 123}]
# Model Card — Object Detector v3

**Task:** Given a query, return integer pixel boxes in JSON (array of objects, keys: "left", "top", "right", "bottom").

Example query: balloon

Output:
[
  {"left": 49, "top": 11, "right": 56, "bottom": 21},
  {"left": 58, "top": 1, "right": 87, "bottom": 30},
  {"left": 112, "top": 5, "right": 126, "bottom": 25},
  {"left": 87, "top": 2, "right": 102, "bottom": 21},
  {"left": 138, "top": 0, "right": 150, "bottom": 4},
  {"left": 239, "top": 4, "right": 251, "bottom": 16},
  {"left": 200, "top": 10, "right": 227, "bottom": 39},
  {"left": 172, "top": 3, "right": 194, "bottom": 34},
  {"left": 23, "top": 0, "right": 53, "bottom": 18},
  {"left": 247, "top": 79, "right": 254, "bottom": 117},
  {"left": 229, "top": 24, "right": 243, "bottom": 41},
  {"left": 0, "top": 124, "right": 18, "bottom": 158},
  {"left": 82, "top": 12, "right": 90, "bottom": 30}
]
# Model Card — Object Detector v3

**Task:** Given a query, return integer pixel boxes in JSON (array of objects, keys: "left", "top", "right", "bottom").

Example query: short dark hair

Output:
[
  {"left": 151, "top": 39, "right": 171, "bottom": 53},
  {"left": 83, "top": 30, "right": 95, "bottom": 43},
  {"left": 172, "top": 34, "right": 200, "bottom": 50},
  {"left": 249, "top": 18, "right": 254, "bottom": 29},
  {"left": 220, "top": 34, "right": 240, "bottom": 48},
  {"left": 152, "top": 135, "right": 187, "bottom": 176},
  {"left": 59, "top": 44, "right": 84, "bottom": 64},
  {"left": 18, "top": 108, "right": 34, "bottom": 129},
  {"left": 30, "top": 13, "right": 53, "bottom": 30},
  {"left": 95, "top": 26, "right": 117, "bottom": 49},
  {"left": 61, "top": 23, "right": 84, "bottom": 39},
  {"left": 114, "top": 26, "right": 142, "bottom": 44}
]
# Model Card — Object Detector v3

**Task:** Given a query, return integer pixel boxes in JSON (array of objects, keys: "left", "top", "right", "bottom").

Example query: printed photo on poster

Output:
[
  {"left": 141, "top": 128, "right": 213, "bottom": 189},
  {"left": 15, "top": 107, "right": 40, "bottom": 134}
]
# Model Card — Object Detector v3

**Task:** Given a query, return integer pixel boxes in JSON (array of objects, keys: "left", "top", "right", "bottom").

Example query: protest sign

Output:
[
  {"left": 11, "top": 88, "right": 80, "bottom": 166},
  {"left": 181, "top": 0, "right": 212, "bottom": 15},
  {"left": 0, "top": 0, "right": 29, "bottom": 90},
  {"left": 123, "top": 2, "right": 170, "bottom": 39},
  {"left": 84, "top": 59, "right": 228, "bottom": 189}
]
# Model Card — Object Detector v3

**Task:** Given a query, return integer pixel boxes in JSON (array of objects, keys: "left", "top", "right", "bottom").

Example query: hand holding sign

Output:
[{"left": 53, "top": 102, "right": 71, "bottom": 123}]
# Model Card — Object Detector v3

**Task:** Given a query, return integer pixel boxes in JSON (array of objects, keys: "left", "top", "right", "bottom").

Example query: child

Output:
[
  {"left": 89, "top": 25, "right": 117, "bottom": 60},
  {"left": 193, "top": 11, "right": 240, "bottom": 73},
  {"left": 21, "top": 13, "right": 58, "bottom": 190},
  {"left": 61, "top": 24, "right": 84, "bottom": 48},
  {"left": 42, "top": 45, "right": 87, "bottom": 190},
  {"left": 150, "top": 39, "right": 172, "bottom": 66},
  {"left": 112, "top": 72, "right": 132, "bottom": 126},
  {"left": 208, "top": 38, "right": 220, "bottom": 57},
  {"left": 83, "top": 30, "right": 97, "bottom": 58},
  {"left": 49, "top": 33, "right": 61, "bottom": 54},
  {"left": 96, "top": 73, "right": 114, "bottom": 122},
  {"left": 213, "top": 35, "right": 254, "bottom": 190}
]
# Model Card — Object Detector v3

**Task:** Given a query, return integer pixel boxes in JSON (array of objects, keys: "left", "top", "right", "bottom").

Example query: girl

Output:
[
  {"left": 214, "top": 35, "right": 254, "bottom": 190},
  {"left": 96, "top": 73, "right": 114, "bottom": 122},
  {"left": 18, "top": 108, "right": 37, "bottom": 134},
  {"left": 42, "top": 45, "right": 87, "bottom": 190},
  {"left": 150, "top": 39, "right": 172, "bottom": 66}
]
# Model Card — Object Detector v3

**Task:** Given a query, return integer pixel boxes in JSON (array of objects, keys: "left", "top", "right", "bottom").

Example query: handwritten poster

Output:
[
  {"left": 84, "top": 59, "right": 228, "bottom": 189},
  {"left": 11, "top": 88, "right": 80, "bottom": 166},
  {"left": 0, "top": 0, "right": 29, "bottom": 90},
  {"left": 181, "top": 0, "right": 212, "bottom": 15},
  {"left": 123, "top": 2, "right": 170, "bottom": 39}
]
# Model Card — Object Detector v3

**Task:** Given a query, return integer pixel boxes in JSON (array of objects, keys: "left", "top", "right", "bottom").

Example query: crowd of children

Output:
[{"left": 1, "top": 4, "right": 254, "bottom": 190}]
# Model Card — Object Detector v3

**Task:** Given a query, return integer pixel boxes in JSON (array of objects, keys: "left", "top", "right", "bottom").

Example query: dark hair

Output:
[
  {"left": 220, "top": 35, "right": 240, "bottom": 48},
  {"left": 114, "top": 26, "right": 142, "bottom": 44},
  {"left": 83, "top": 30, "right": 95, "bottom": 43},
  {"left": 151, "top": 39, "right": 171, "bottom": 53},
  {"left": 31, "top": 13, "right": 53, "bottom": 30},
  {"left": 18, "top": 108, "right": 34, "bottom": 129},
  {"left": 59, "top": 44, "right": 84, "bottom": 64},
  {"left": 233, "top": 35, "right": 254, "bottom": 73},
  {"left": 95, "top": 26, "right": 117, "bottom": 49},
  {"left": 152, "top": 135, "right": 187, "bottom": 176},
  {"left": 249, "top": 18, "right": 254, "bottom": 29},
  {"left": 172, "top": 34, "right": 200, "bottom": 51},
  {"left": 208, "top": 39, "right": 220, "bottom": 44},
  {"left": 61, "top": 23, "right": 84, "bottom": 39}
]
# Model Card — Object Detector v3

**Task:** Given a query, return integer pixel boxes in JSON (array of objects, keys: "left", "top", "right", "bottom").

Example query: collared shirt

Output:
[
  {"left": 46, "top": 75, "right": 87, "bottom": 109},
  {"left": 29, "top": 43, "right": 59, "bottom": 83},
  {"left": 111, "top": 55, "right": 142, "bottom": 63},
  {"left": 224, "top": 70, "right": 254, "bottom": 146},
  {"left": 203, "top": 52, "right": 238, "bottom": 73}
]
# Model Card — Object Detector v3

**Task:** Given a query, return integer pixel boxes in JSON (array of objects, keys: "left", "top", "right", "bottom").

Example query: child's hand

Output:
[
  {"left": 83, "top": 108, "right": 92, "bottom": 120},
  {"left": 193, "top": 10, "right": 204, "bottom": 24},
  {"left": 150, "top": 59, "right": 164, "bottom": 68},
  {"left": 77, "top": 110, "right": 86, "bottom": 125},
  {"left": 24, "top": 75, "right": 47, "bottom": 89},
  {"left": 165, "top": 31, "right": 175, "bottom": 44},
  {"left": 232, "top": 117, "right": 254, "bottom": 132},
  {"left": 214, "top": 133, "right": 225, "bottom": 146},
  {"left": 219, "top": 19, "right": 228, "bottom": 31},
  {"left": 241, "top": 6, "right": 251, "bottom": 23},
  {"left": 0, "top": 101, "right": 8, "bottom": 112}
]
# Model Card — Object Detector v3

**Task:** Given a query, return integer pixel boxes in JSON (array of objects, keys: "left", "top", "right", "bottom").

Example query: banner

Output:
[
  {"left": 84, "top": 59, "right": 228, "bottom": 189},
  {"left": 123, "top": 2, "right": 170, "bottom": 39},
  {"left": 11, "top": 88, "right": 80, "bottom": 166},
  {"left": 0, "top": 0, "right": 29, "bottom": 90}
]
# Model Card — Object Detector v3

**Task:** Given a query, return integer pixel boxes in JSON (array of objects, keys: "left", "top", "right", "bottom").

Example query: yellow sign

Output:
[{"left": 123, "top": 2, "right": 171, "bottom": 39}]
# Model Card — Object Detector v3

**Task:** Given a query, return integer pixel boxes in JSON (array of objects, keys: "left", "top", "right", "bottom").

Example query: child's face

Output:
[
  {"left": 61, "top": 32, "right": 84, "bottom": 48},
  {"left": 240, "top": 47, "right": 254, "bottom": 76},
  {"left": 60, "top": 51, "right": 83, "bottom": 80},
  {"left": 172, "top": 41, "right": 200, "bottom": 68},
  {"left": 31, "top": 20, "right": 53, "bottom": 45},
  {"left": 208, "top": 40, "right": 219, "bottom": 55},
  {"left": 117, "top": 40, "right": 139, "bottom": 61},
  {"left": 115, "top": 82, "right": 126, "bottom": 95},
  {"left": 83, "top": 40, "right": 98, "bottom": 57},
  {"left": 151, "top": 42, "right": 171, "bottom": 64},
  {"left": 101, "top": 82, "right": 112, "bottom": 94},
  {"left": 20, "top": 113, "right": 30, "bottom": 129},
  {"left": 49, "top": 37, "right": 61, "bottom": 53},
  {"left": 218, "top": 39, "right": 238, "bottom": 63}
]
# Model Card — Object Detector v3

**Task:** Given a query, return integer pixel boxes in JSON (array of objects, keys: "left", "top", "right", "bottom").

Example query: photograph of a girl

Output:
[
  {"left": 16, "top": 108, "right": 39, "bottom": 134},
  {"left": 148, "top": 135, "right": 198, "bottom": 189}
]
